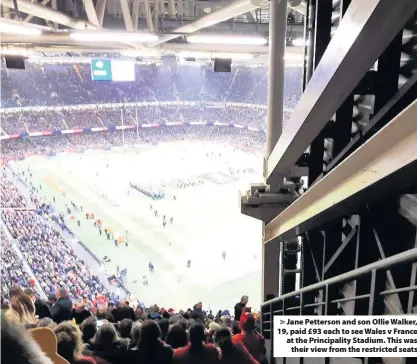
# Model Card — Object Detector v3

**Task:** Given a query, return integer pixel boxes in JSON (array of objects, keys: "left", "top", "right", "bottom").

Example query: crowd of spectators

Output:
[
  {"left": 1, "top": 62, "right": 299, "bottom": 166},
  {"left": 1, "top": 172, "right": 266, "bottom": 362},
  {"left": 1, "top": 126, "right": 265, "bottom": 161},
  {"left": 1, "top": 62, "right": 302, "bottom": 108},
  {"left": 0, "top": 106, "right": 270, "bottom": 134},
  {"left": 1, "top": 228, "right": 33, "bottom": 296},
  {"left": 0, "top": 63, "right": 278, "bottom": 364},
  {"left": 3, "top": 283, "right": 265, "bottom": 364},
  {"left": 1, "top": 172, "right": 110, "bottom": 306}
]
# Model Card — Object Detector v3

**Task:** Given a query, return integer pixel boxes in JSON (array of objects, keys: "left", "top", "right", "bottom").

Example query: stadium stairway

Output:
[
  {"left": 0, "top": 219, "right": 47, "bottom": 300},
  {"left": 23, "top": 121, "right": 30, "bottom": 134},
  {"left": 61, "top": 118, "right": 69, "bottom": 130},
  {"left": 97, "top": 116, "right": 106, "bottom": 127}
]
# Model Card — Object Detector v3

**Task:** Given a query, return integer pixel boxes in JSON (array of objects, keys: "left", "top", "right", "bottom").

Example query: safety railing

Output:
[{"left": 261, "top": 248, "right": 417, "bottom": 343}]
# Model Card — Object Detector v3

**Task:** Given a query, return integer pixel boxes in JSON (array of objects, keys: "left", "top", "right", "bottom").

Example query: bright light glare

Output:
[
  {"left": 284, "top": 52, "right": 303, "bottom": 62},
  {"left": 215, "top": 53, "right": 254, "bottom": 60},
  {"left": 187, "top": 35, "right": 267, "bottom": 45},
  {"left": 292, "top": 38, "right": 305, "bottom": 47},
  {"left": 27, "top": 57, "right": 91, "bottom": 64},
  {"left": 179, "top": 51, "right": 210, "bottom": 58},
  {"left": 0, "top": 23, "right": 41, "bottom": 36},
  {"left": 70, "top": 31, "right": 159, "bottom": 43},
  {"left": 0, "top": 49, "right": 33, "bottom": 56},
  {"left": 121, "top": 49, "right": 160, "bottom": 57}
]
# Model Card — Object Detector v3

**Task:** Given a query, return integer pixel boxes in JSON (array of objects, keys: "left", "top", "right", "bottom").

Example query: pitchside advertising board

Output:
[
  {"left": 91, "top": 59, "right": 135, "bottom": 82},
  {"left": 273, "top": 315, "right": 417, "bottom": 357}
]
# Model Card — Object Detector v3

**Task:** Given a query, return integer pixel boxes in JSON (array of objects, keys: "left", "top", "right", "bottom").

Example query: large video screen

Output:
[{"left": 91, "top": 59, "right": 135, "bottom": 82}]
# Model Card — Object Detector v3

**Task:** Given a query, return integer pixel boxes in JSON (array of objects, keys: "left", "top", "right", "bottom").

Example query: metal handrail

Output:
[{"left": 262, "top": 248, "right": 417, "bottom": 307}]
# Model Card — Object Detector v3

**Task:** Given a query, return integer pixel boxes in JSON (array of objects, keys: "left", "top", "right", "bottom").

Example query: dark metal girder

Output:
[
  {"left": 274, "top": 160, "right": 417, "bottom": 241},
  {"left": 266, "top": 0, "right": 417, "bottom": 182},
  {"left": 326, "top": 72, "right": 417, "bottom": 172},
  {"left": 323, "top": 227, "right": 357, "bottom": 274},
  {"left": 373, "top": 30, "right": 403, "bottom": 114},
  {"left": 266, "top": 98, "right": 417, "bottom": 242}
]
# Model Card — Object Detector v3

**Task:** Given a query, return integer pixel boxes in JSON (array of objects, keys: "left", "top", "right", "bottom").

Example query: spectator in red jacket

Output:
[
  {"left": 214, "top": 327, "right": 259, "bottom": 364},
  {"left": 174, "top": 323, "right": 219, "bottom": 364},
  {"left": 232, "top": 313, "right": 266, "bottom": 362}
]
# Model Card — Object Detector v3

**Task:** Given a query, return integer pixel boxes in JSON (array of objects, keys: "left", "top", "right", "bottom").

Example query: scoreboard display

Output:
[{"left": 91, "top": 59, "right": 135, "bottom": 82}]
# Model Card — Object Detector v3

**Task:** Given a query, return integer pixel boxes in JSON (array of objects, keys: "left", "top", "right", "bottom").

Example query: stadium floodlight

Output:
[
  {"left": 0, "top": 22, "right": 42, "bottom": 36},
  {"left": 70, "top": 31, "right": 159, "bottom": 43},
  {"left": 121, "top": 49, "right": 160, "bottom": 57},
  {"left": 214, "top": 52, "right": 254, "bottom": 60},
  {"left": 291, "top": 38, "right": 305, "bottom": 47},
  {"left": 187, "top": 35, "right": 267, "bottom": 46},
  {"left": 284, "top": 52, "right": 303, "bottom": 62},
  {"left": 179, "top": 51, "right": 211, "bottom": 58},
  {"left": 0, "top": 49, "right": 34, "bottom": 56}
]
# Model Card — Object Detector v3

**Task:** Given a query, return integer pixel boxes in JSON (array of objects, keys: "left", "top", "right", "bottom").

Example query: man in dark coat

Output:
[
  {"left": 113, "top": 300, "right": 135, "bottom": 322},
  {"left": 34, "top": 297, "right": 52, "bottom": 319},
  {"left": 234, "top": 295, "right": 248, "bottom": 322},
  {"left": 191, "top": 302, "right": 204, "bottom": 322},
  {"left": 51, "top": 287, "right": 73, "bottom": 323}
]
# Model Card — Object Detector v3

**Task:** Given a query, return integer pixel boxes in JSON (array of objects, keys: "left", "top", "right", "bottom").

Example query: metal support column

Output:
[
  {"left": 177, "top": 0, "right": 183, "bottom": 19},
  {"left": 261, "top": 0, "right": 288, "bottom": 306},
  {"left": 265, "top": 0, "right": 287, "bottom": 162},
  {"left": 167, "top": 0, "right": 176, "bottom": 19},
  {"left": 153, "top": 0, "right": 160, "bottom": 32},
  {"left": 262, "top": 235, "right": 282, "bottom": 302}
]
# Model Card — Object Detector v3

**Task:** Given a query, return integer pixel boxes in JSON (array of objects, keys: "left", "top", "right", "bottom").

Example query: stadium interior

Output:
[{"left": 1, "top": 1, "right": 417, "bottom": 364}]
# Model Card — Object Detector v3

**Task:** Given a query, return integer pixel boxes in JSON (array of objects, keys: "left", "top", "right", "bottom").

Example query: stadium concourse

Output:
[{"left": 0, "top": 61, "right": 300, "bottom": 363}]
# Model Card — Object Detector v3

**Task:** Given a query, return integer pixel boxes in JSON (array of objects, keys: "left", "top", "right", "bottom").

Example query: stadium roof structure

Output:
[{"left": 0, "top": 0, "right": 305, "bottom": 64}]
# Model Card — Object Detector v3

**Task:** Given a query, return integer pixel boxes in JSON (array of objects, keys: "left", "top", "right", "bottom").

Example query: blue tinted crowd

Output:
[
  {"left": 1, "top": 171, "right": 267, "bottom": 364},
  {"left": 1, "top": 172, "right": 110, "bottom": 305},
  {"left": 1, "top": 228, "right": 33, "bottom": 296},
  {"left": 1, "top": 126, "right": 265, "bottom": 161},
  {"left": 0, "top": 106, "right": 270, "bottom": 135},
  {"left": 1, "top": 62, "right": 301, "bottom": 108},
  {"left": 0, "top": 61, "right": 299, "bottom": 364}
]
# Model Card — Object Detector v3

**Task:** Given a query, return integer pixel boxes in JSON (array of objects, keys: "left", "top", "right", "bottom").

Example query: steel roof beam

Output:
[
  {"left": 83, "top": 0, "right": 100, "bottom": 28},
  {"left": 23, "top": 0, "right": 50, "bottom": 23},
  {"left": 265, "top": 99, "right": 417, "bottom": 243},
  {"left": 1, "top": 0, "right": 99, "bottom": 29},
  {"left": 132, "top": 0, "right": 141, "bottom": 30},
  {"left": 50, "top": 0, "right": 57, "bottom": 28},
  {"left": 0, "top": 17, "right": 55, "bottom": 31},
  {"left": 120, "top": 0, "right": 134, "bottom": 31},
  {"left": 0, "top": 33, "right": 276, "bottom": 53},
  {"left": 95, "top": 0, "right": 107, "bottom": 27},
  {"left": 160, "top": 42, "right": 269, "bottom": 54},
  {"left": 0, "top": 41, "right": 274, "bottom": 55},
  {"left": 144, "top": 0, "right": 154, "bottom": 33},
  {"left": 288, "top": 0, "right": 306, "bottom": 15},
  {"left": 147, "top": 0, "right": 263, "bottom": 47},
  {"left": 266, "top": 0, "right": 417, "bottom": 184}
]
